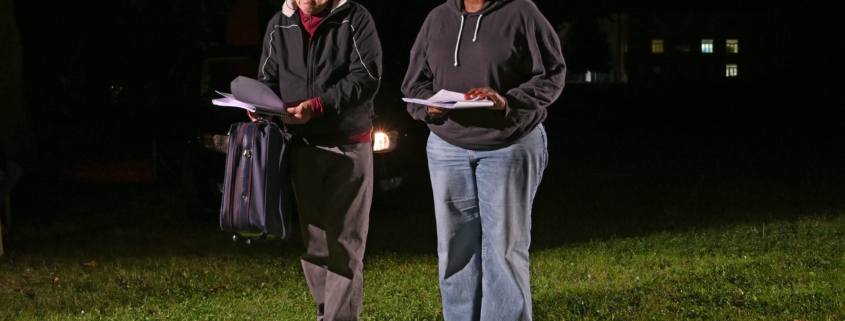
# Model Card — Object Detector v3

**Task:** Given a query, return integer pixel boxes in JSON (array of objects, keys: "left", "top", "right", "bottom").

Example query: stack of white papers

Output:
[
  {"left": 402, "top": 89, "right": 494, "bottom": 109},
  {"left": 212, "top": 76, "right": 292, "bottom": 117}
]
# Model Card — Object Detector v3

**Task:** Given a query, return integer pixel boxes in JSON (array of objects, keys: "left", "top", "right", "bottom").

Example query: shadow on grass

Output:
[{"left": 4, "top": 180, "right": 306, "bottom": 262}]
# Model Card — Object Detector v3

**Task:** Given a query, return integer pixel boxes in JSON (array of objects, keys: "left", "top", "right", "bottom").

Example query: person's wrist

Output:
[{"left": 310, "top": 97, "right": 326, "bottom": 117}]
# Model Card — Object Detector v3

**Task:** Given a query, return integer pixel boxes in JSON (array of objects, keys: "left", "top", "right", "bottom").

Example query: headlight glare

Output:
[{"left": 373, "top": 131, "right": 398, "bottom": 153}]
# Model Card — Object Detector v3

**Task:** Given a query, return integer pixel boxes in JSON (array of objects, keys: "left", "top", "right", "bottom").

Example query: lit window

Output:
[
  {"left": 726, "top": 64, "right": 738, "bottom": 77},
  {"left": 726, "top": 39, "right": 738, "bottom": 53},
  {"left": 652, "top": 40, "right": 664, "bottom": 53},
  {"left": 675, "top": 45, "right": 690, "bottom": 52},
  {"left": 701, "top": 39, "right": 713, "bottom": 53}
]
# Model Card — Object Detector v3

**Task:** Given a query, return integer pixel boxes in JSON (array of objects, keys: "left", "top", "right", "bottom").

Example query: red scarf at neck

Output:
[{"left": 300, "top": 8, "right": 328, "bottom": 47}]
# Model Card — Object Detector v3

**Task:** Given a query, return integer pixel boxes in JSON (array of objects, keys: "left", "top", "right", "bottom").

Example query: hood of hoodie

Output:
[
  {"left": 447, "top": 0, "right": 511, "bottom": 15},
  {"left": 282, "top": 0, "right": 348, "bottom": 17},
  {"left": 446, "top": 0, "right": 512, "bottom": 67}
]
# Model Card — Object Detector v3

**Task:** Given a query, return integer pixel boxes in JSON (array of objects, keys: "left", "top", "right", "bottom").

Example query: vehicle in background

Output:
[{"left": 163, "top": 45, "right": 426, "bottom": 220}]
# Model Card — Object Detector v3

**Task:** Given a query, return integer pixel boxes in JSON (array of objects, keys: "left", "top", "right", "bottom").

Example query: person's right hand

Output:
[
  {"left": 280, "top": 100, "right": 313, "bottom": 125},
  {"left": 428, "top": 106, "right": 449, "bottom": 117}
]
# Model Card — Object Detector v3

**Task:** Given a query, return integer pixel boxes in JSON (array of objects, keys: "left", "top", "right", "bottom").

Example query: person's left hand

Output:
[
  {"left": 465, "top": 87, "right": 506, "bottom": 110},
  {"left": 280, "top": 100, "right": 313, "bottom": 124},
  {"left": 427, "top": 106, "right": 450, "bottom": 117},
  {"left": 247, "top": 110, "right": 271, "bottom": 122}
]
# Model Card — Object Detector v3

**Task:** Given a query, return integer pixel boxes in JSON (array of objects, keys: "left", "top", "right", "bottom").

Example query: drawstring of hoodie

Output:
[
  {"left": 473, "top": 14, "right": 483, "bottom": 42},
  {"left": 453, "top": 15, "right": 465, "bottom": 67},
  {"left": 454, "top": 14, "right": 483, "bottom": 67}
]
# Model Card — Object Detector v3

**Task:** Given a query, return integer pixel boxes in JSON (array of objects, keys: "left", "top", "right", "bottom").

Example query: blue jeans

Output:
[{"left": 426, "top": 125, "right": 548, "bottom": 321}]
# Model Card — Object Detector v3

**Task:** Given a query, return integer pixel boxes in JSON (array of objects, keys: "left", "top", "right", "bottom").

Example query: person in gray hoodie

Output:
[{"left": 401, "top": 0, "right": 565, "bottom": 320}]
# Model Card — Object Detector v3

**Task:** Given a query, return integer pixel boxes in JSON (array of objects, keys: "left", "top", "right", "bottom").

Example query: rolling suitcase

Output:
[{"left": 220, "top": 119, "right": 293, "bottom": 244}]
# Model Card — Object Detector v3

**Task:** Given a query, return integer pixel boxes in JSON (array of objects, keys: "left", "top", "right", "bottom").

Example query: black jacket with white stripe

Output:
[{"left": 259, "top": 0, "right": 382, "bottom": 144}]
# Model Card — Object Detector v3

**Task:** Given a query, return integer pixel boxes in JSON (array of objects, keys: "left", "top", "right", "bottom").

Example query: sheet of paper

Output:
[
  {"left": 212, "top": 94, "right": 256, "bottom": 112},
  {"left": 402, "top": 89, "right": 494, "bottom": 109},
  {"left": 230, "top": 76, "right": 286, "bottom": 110},
  {"left": 212, "top": 76, "right": 293, "bottom": 116},
  {"left": 213, "top": 93, "right": 292, "bottom": 116}
]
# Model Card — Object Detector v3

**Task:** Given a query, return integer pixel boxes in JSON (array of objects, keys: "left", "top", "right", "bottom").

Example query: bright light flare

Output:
[{"left": 372, "top": 131, "right": 398, "bottom": 153}]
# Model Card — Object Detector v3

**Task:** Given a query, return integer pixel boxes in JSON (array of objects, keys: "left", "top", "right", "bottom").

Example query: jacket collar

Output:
[{"left": 282, "top": 0, "right": 347, "bottom": 17}]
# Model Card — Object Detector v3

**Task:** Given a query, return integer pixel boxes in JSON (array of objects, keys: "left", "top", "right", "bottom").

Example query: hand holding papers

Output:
[
  {"left": 402, "top": 89, "right": 494, "bottom": 109},
  {"left": 212, "top": 76, "right": 293, "bottom": 117}
]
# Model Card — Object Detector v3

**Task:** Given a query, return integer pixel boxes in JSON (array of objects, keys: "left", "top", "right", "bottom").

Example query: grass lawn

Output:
[{"left": 1, "top": 177, "right": 843, "bottom": 320}]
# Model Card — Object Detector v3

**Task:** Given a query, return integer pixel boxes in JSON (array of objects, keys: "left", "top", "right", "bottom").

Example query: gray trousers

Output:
[{"left": 290, "top": 143, "right": 373, "bottom": 321}]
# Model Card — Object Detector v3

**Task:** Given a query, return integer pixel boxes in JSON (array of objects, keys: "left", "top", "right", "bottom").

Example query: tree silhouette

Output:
[{"left": 1, "top": 0, "right": 36, "bottom": 169}]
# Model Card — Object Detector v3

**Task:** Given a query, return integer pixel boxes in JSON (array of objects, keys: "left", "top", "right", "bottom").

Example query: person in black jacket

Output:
[
  {"left": 251, "top": 0, "right": 381, "bottom": 319},
  {"left": 401, "top": 0, "right": 565, "bottom": 320}
]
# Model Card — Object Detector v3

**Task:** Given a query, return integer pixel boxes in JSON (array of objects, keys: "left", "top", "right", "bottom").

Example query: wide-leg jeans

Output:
[{"left": 426, "top": 125, "right": 548, "bottom": 321}]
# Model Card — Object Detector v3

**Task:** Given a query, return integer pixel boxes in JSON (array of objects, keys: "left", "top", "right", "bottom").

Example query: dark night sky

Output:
[
  {"left": 12, "top": 0, "right": 837, "bottom": 85},
  {"left": 9, "top": 0, "right": 840, "bottom": 139}
]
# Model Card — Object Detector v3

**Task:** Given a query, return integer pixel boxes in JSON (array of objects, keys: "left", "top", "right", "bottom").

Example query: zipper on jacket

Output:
[{"left": 305, "top": 8, "right": 340, "bottom": 100}]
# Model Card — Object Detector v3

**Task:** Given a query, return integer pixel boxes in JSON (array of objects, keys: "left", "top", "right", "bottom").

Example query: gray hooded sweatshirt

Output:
[{"left": 401, "top": 0, "right": 566, "bottom": 150}]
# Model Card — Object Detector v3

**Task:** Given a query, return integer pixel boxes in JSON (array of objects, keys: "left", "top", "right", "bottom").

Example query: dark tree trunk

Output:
[{"left": 0, "top": 0, "right": 35, "bottom": 170}]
